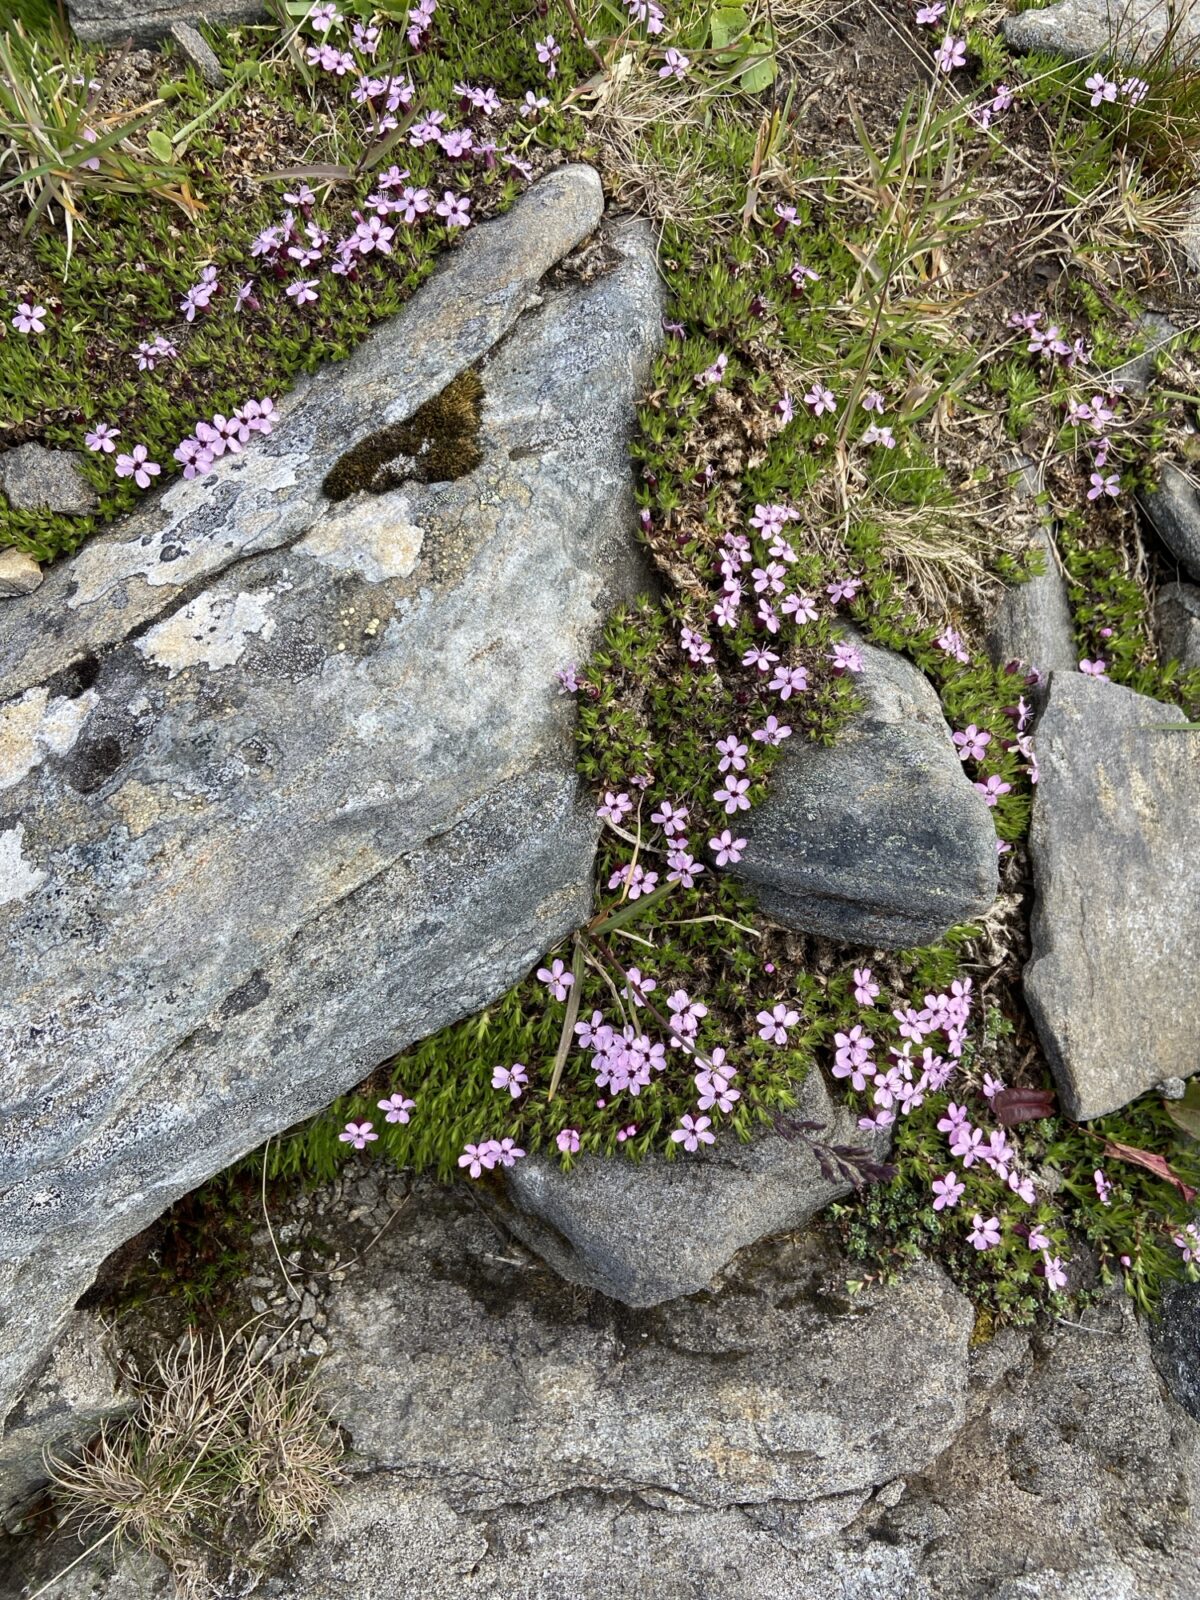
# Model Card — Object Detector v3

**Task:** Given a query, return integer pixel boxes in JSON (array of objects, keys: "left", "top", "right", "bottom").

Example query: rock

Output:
[
  {"left": 168, "top": 20, "right": 225, "bottom": 85},
  {"left": 1140, "top": 460, "right": 1200, "bottom": 582},
  {"left": 731, "top": 639, "right": 998, "bottom": 947},
  {"left": 1004, "top": 0, "right": 1200, "bottom": 61},
  {"left": 490, "top": 1068, "right": 887, "bottom": 1305},
  {"left": 1113, "top": 312, "right": 1181, "bottom": 396},
  {"left": 0, "top": 1314, "right": 126, "bottom": 1526},
  {"left": 68, "top": 0, "right": 265, "bottom": 43},
  {"left": 1157, "top": 582, "right": 1200, "bottom": 672},
  {"left": 1153, "top": 1280, "right": 1200, "bottom": 1421},
  {"left": 10, "top": 1188, "right": 1197, "bottom": 1600},
  {"left": 0, "top": 551, "right": 43, "bottom": 599},
  {"left": 0, "top": 445, "right": 96, "bottom": 516},
  {"left": 1024, "top": 672, "right": 1200, "bottom": 1119},
  {"left": 985, "top": 460, "right": 1077, "bottom": 676},
  {"left": 0, "top": 167, "right": 663, "bottom": 1428}
]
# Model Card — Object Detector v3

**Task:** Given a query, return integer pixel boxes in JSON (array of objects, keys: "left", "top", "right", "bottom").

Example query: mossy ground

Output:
[{"left": 5, "top": 0, "right": 1200, "bottom": 1327}]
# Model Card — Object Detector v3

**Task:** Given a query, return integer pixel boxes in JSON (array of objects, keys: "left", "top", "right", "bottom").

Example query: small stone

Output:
[
  {"left": 0, "top": 550, "right": 43, "bottom": 599},
  {"left": 308, "top": 1333, "right": 329, "bottom": 1358},
  {"left": 250, "top": 1294, "right": 269, "bottom": 1314},
  {"left": 0, "top": 444, "right": 97, "bottom": 516},
  {"left": 731, "top": 638, "right": 998, "bottom": 948},
  {"left": 168, "top": 20, "right": 225, "bottom": 87},
  {"left": 300, "top": 1292, "right": 318, "bottom": 1322},
  {"left": 1004, "top": 0, "right": 1200, "bottom": 62},
  {"left": 1025, "top": 674, "right": 1200, "bottom": 1119},
  {"left": 1139, "top": 460, "right": 1200, "bottom": 582},
  {"left": 1156, "top": 1077, "right": 1188, "bottom": 1100},
  {"left": 1156, "top": 583, "right": 1200, "bottom": 673},
  {"left": 984, "top": 460, "right": 1076, "bottom": 676},
  {"left": 876, "top": 1479, "right": 906, "bottom": 1508},
  {"left": 490, "top": 1069, "right": 888, "bottom": 1306}
]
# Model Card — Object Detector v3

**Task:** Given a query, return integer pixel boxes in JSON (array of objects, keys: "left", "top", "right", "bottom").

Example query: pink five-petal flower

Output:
[
  {"left": 377, "top": 1092, "right": 415, "bottom": 1124},
  {"left": 968, "top": 1213, "right": 1001, "bottom": 1250},
  {"left": 670, "top": 1113, "right": 716, "bottom": 1152},
  {"left": 339, "top": 1119, "right": 378, "bottom": 1149},
  {"left": 932, "top": 1171, "right": 965, "bottom": 1211},
  {"left": 537, "top": 959, "right": 574, "bottom": 1001},
  {"left": 556, "top": 1127, "right": 581, "bottom": 1154}
]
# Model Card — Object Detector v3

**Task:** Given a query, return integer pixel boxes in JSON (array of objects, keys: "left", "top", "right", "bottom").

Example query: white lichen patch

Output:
[
  {"left": 0, "top": 686, "right": 98, "bottom": 791},
  {"left": 67, "top": 451, "right": 306, "bottom": 611},
  {"left": 136, "top": 589, "right": 278, "bottom": 678},
  {"left": 297, "top": 491, "right": 424, "bottom": 583},
  {"left": 0, "top": 824, "right": 46, "bottom": 907}
]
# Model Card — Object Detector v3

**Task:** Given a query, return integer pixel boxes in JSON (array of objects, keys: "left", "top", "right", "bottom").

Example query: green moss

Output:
[{"left": 322, "top": 368, "right": 484, "bottom": 500}]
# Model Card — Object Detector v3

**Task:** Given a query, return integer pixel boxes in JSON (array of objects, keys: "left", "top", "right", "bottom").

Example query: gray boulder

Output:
[
  {"left": 0, "top": 167, "right": 662, "bottom": 1429},
  {"left": 1025, "top": 672, "right": 1200, "bottom": 1119},
  {"left": 11, "top": 1178, "right": 1198, "bottom": 1600},
  {"left": 1157, "top": 581, "right": 1200, "bottom": 671},
  {"left": 0, "top": 444, "right": 96, "bottom": 516},
  {"left": 985, "top": 461, "right": 1077, "bottom": 675},
  {"left": 1140, "top": 459, "right": 1200, "bottom": 581},
  {"left": 68, "top": 0, "right": 265, "bottom": 42},
  {"left": 1005, "top": 0, "right": 1200, "bottom": 61},
  {"left": 489, "top": 1067, "right": 887, "bottom": 1305},
  {"left": 731, "top": 639, "right": 998, "bottom": 947},
  {"left": 168, "top": 20, "right": 226, "bottom": 85}
]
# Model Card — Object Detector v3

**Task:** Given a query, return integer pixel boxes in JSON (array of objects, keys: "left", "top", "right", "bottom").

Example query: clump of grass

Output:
[{"left": 43, "top": 1324, "right": 343, "bottom": 1598}]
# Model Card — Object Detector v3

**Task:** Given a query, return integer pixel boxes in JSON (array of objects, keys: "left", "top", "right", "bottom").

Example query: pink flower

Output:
[
  {"left": 952, "top": 724, "right": 991, "bottom": 762},
  {"left": 377, "top": 1092, "right": 415, "bottom": 1124},
  {"left": 829, "top": 640, "right": 864, "bottom": 674},
  {"left": 932, "top": 1171, "right": 965, "bottom": 1210},
  {"left": 709, "top": 828, "right": 747, "bottom": 866},
  {"left": 1085, "top": 71, "right": 1118, "bottom": 106},
  {"left": 114, "top": 444, "right": 161, "bottom": 489},
  {"left": 11, "top": 301, "right": 47, "bottom": 334},
  {"left": 934, "top": 34, "right": 967, "bottom": 71},
  {"left": 752, "top": 714, "right": 791, "bottom": 745},
  {"left": 804, "top": 383, "right": 836, "bottom": 417},
  {"left": 769, "top": 664, "right": 809, "bottom": 700},
  {"left": 715, "top": 737, "right": 748, "bottom": 774},
  {"left": 435, "top": 190, "right": 472, "bottom": 228},
  {"left": 968, "top": 1213, "right": 1001, "bottom": 1250},
  {"left": 826, "top": 576, "right": 860, "bottom": 604},
  {"left": 936, "top": 626, "right": 970, "bottom": 663},
  {"left": 597, "top": 790, "right": 633, "bottom": 823},
  {"left": 974, "top": 774, "right": 1011, "bottom": 807},
  {"left": 85, "top": 422, "right": 119, "bottom": 453},
  {"left": 853, "top": 967, "right": 879, "bottom": 1006},
  {"left": 1042, "top": 1252, "right": 1068, "bottom": 1290},
  {"left": 671, "top": 1113, "right": 716, "bottom": 1151},
  {"left": 1079, "top": 658, "right": 1107, "bottom": 677},
  {"left": 714, "top": 776, "right": 751, "bottom": 813},
  {"left": 494, "top": 1137, "right": 526, "bottom": 1167},
  {"left": 1093, "top": 1168, "right": 1113, "bottom": 1205},
  {"left": 286, "top": 278, "right": 319, "bottom": 306},
  {"left": 556, "top": 1128, "right": 581, "bottom": 1154},
  {"left": 696, "top": 353, "right": 728, "bottom": 387},
  {"left": 339, "top": 1120, "right": 378, "bottom": 1149},
  {"left": 492, "top": 1062, "right": 529, "bottom": 1099},
  {"left": 915, "top": 1, "right": 945, "bottom": 20},
  {"left": 757, "top": 1003, "right": 799, "bottom": 1045},
  {"left": 458, "top": 1140, "right": 499, "bottom": 1178},
  {"left": 982, "top": 1072, "right": 1004, "bottom": 1101},
  {"left": 1027, "top": 1225, "right": 1051, "bottom": 1251},
  {"left": 659, "top": 47, "right": 689, "bottom": 78},
  {"left": 1087, "top": 471, "right": 1120, "bottom": 500},
  {"left": 537, "top": 959, "right": 574, "bottom": 1001}
]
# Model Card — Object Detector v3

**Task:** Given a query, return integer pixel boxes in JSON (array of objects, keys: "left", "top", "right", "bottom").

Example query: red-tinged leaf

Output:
[
  {"left": 1102, "top": 1138, "right": 1198, "bottom": 1204},
  {"left": 992, "top": 1087, "right": 1057, "bottom": 1127}
]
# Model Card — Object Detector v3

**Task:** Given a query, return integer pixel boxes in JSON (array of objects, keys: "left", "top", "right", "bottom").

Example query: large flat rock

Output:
[
  {"left": 1025, "top": 672, "right": 1200, "bottom": 1119},
  {"left": 731, "top": 639, "right": 998, "bottom": 947},
  {"left": 489, "top": 1067, "right": 888, "bottom": 1305},
  {"left": 68, "top": 0, "right": 266, "bottom": 42},
  {"left": 0, "top": 167, "right": 662, "bottom": 1427}
]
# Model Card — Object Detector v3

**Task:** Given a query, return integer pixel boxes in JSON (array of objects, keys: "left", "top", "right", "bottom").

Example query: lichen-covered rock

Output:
[
  {"left": 1004, "top": 0, "right": 1200, "bottom": 61},
  {"left": 490, "top": 1068, "right": 886, "bottom": 1305},
  {"left": 1025, "top": 673, "right": 1200, "bottom": 1119},
  {"left": 731, "top": 639, "right": 998, "bottom": 947},
  {"left": 0, "top": 445, "right": 96, "bottom": 516},
  {"left": 68, "top": 0, "right": 265, "bottom": 43},
  {"left": 0, "top": 167, "right": 663, "bottom": 1428},
  {"left": 1140, "top": 459, "right": 1200, "bottom": 582},
  {"left": 1157, "top": 581, "right": 1200, "bottom": 671},
  {"left": 0, "top": 551, "right": 43, "bottom": 599}
]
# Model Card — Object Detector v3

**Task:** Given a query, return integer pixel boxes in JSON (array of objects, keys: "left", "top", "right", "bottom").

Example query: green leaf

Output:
[
  {"left": 709, "top": 5, "right": 749, "bottom": 51},
  {"left": 146, "top": 128, "right": 173, "bottom": 163}
]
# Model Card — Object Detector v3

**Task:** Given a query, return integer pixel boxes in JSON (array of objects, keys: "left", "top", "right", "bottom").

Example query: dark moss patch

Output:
[{"left": 321, "top": 369, "right": 485, "bottom": 502}]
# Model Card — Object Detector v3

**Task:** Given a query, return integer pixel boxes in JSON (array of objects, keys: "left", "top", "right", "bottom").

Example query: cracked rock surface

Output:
[
  {"left": 8, "top": 1174, "right": 1198, "bottom": 1600},
  {"left": 0, "top": 165, "right": 661, "bottom": 1428}
]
